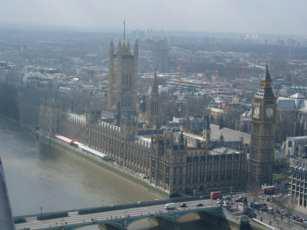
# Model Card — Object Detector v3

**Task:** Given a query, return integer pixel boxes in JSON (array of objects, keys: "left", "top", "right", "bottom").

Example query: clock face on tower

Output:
[
  {"left": 265, "top": 107, "right": 274, "bottom": 119},
  {"left": 253, "top": 104, "right": 260, "bottom": 119}
]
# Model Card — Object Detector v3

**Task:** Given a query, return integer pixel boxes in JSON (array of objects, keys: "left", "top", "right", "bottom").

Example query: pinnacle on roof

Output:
[
  {"left": 255, "top": 64, "right": 275, "bottom": 98},
  {"left": 153, "top": 70, "right": 157, "bottom": 82},
  {"left": 151, "top": 71, "right": 159, "bottom": 96},
  {"left": 134, "top": 40, "right": 139, "bottom": 56},
  {"left": 109, "top": 40, "right": 114, "bottom": 56},
  {"left": 265, "top": 64, "right": 271, "bottom": 81},
  {"left": 123, "top": 19, "right": 127, "bottom": 42}
]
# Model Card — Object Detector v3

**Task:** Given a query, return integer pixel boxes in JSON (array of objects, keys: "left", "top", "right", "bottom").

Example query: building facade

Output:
[
  {"left": 282, "top": 136, "right": 307, "bottom": 159},
  {"left": 289, "top": 159, "right": 307, "bottom": 210},
  {"left": 249, "top": 65, "right": 276, "bottom": 187},
  {"left": 146, "top": 72, "right": 161, "bottom": 129},
  {"left": 39, "top": 104, "right": 247, "bottom": 196},
  {"left": 39, "top": 40, "right": 248, "bottom": 196}
]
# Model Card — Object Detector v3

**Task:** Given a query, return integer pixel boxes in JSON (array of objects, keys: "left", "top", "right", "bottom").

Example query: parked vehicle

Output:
[
  {"left": 250, "top": 202, "right": 267, "bottom": 210},
  {"left": 222, "top": 195, "right": 231, "bottom": 200},
  {"left": 164, "top": 203, "right": 176, "bottom": 210},
  {"left": 216, "top": 199, "right": 223, "bottom": 205},
  {"left": 292, "top": 215, "right": 303, "bottom": 223},
  {"left": 247, "top": 208, "right": 257, "bottom": 218},
  {"left": 235, "top": 196, "right": 246, "bottom": 203},
  {"left": 180, "top": 203, "right": 187, "bottom": 208},
  {"left": 262, "top": 185, "right": 276, "bottom": 195}
]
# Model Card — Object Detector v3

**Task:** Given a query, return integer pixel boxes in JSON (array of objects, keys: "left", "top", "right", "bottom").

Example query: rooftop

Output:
[
  {"left": 209, "top": 147, "right": 241, "bottom": 155},
  {"left": 210, "top": 124, "right": 250, "bottom": 145},
  {"left": 277, "top": 97, "right": 297, "bottom": 111}
]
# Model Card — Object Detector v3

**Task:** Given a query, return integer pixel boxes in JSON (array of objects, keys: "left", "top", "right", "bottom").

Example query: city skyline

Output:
[{"left": 0, "top": 0, "right": 307, "bottom": 36}]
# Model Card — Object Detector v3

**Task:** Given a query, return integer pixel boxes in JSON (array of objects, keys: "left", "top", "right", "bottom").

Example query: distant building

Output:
[
  {"left": 0, "top": 61, "right": 20, "bottom": 85},
  {"left": 240, "top": 110, "right": 252, "bottom": 133},
  {"left": 282, "top": 136, "right": 307, "bottom": 158},
  {"left": 289, "top": 159, "right": 307, "bottom": 211},
  {"left": 153, "top": 39, "right": 169, "bottom": 73},
  {"left": 208, "top": 107, "right": 227, "bottom": 130},
  {"left": 275, "top": 95, "right": 300, "bottom": 142}
]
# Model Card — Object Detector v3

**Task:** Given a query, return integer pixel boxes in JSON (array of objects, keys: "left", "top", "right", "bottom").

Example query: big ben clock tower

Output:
[{"left": 249, "top": 65, "right": 276, "bottom": 187}]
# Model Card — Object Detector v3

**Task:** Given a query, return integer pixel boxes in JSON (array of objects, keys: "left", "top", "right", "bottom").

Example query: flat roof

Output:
[
  {"left": 209, "top": 147, "right": 241, "bottom": 155},
  {"left": 184, "top": 124, "right": 250, "bottom": 145},
  {"left": 210, "top": 124, "right": 250, "bottom": 145}
]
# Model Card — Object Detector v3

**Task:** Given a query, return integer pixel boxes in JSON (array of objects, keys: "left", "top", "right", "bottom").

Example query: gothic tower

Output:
[
  {"left": 118, "top": 40, "right": 138, "bottom": 139},
  {"left": 249, "top": 65, "right": 276, "bottom": 187},
  {"left": 147, "top": 72, "right": 161, "bottom": 128},
  {"left": 202, "top": 114, "right": 211, "bottom": 146},
  {"left": 107, "top": 41, "right": 116, "bottom": 111},
  {"left": 106, "top": 23, "right": 139, "bottom": 139}
]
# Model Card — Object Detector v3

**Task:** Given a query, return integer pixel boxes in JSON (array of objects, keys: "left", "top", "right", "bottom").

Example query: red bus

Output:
[{"left": 210, "top": 191, "right": 221, "bottom": 200}]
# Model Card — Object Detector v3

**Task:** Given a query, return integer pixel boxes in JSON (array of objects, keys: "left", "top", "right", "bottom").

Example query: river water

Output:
[{"left": 0, "top": 119, "right": 161, "bottom": 216}]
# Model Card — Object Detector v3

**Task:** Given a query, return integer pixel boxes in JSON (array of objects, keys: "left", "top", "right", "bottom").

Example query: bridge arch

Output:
[
  {"left": 126, "top": 217, "right": 159, "bottom": 230},
  {"left": 176, "top": 212, "right": 201, "bottom": 223},
  {"left": 75, "top": 222, "right": 122, "bottom": 230}
]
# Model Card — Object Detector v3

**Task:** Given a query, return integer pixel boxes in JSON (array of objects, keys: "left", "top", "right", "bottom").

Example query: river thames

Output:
[{"left": 0, "top": 119, "right": 161, "bottom": 216}]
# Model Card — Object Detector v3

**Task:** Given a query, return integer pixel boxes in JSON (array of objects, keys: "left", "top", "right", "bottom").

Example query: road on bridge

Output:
[{"left": 16, "top": 199, "right": 217, "bottom": 230}]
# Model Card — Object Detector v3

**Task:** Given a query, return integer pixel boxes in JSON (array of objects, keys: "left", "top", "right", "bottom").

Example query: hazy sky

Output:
[{"left": 1, "top": 0, "right": 306, "bottom": 35}]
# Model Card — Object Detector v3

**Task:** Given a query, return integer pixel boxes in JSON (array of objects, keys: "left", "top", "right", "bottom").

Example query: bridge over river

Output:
[{"left": 14, "top": 198, "right": 220, "bottom": 230}]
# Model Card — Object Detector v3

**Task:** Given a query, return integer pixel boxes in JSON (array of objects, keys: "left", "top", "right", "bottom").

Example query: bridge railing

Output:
[
  {"left": 77, "top": 195, "right": 209, "bottom": 215},
  {"left": 13, "top": 195, "right": 209, "bottom": 223}
]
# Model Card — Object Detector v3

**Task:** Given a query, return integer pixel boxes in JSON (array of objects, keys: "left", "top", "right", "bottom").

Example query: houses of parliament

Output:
[{"left": 39, "top": 36, "right": 276, "bottom": 196}]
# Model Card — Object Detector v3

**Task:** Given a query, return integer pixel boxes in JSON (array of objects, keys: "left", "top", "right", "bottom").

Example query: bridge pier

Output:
[
  {"left": 99, "top": 222, "right": 124, "bottom": 230},
  {"left": 199, "top": 210, "right": 252, "bottom": 230},
  {"left": 156, "top": 216, "right": 181, "bottom": 230}
]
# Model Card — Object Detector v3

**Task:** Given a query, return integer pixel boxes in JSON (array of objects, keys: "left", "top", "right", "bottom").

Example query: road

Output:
[
  {"left": 16, "top": 199, "right": 217, "bottom": 230},
  {"left": 249, "top": 194, "right": 307, "bottom": 230},
  {"left": 254, "top": 208, "right": 306, "bottom": 230}
]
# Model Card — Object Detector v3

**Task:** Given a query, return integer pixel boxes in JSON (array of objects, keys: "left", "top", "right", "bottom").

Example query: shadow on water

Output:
[
  {"left": 0, "top": 84, "right": 19, "bottom": 122},
  {"left": 135, "top": 209, "right": 253, "bottom": 230}
]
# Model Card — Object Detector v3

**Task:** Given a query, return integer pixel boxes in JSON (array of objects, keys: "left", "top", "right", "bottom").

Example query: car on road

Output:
[
  {"left": 250, "top": 202, "right": 267, "bottom": 210},
  {"left": 260, "top": 205, "right": 268, "bottom": 212},
  {"left": 180, "top": 203, "right": 187, "bottom": 208},
  {"left": 165, "top": 203, "right": 176, "bottom": 210},
  {"left": 216, "top": 199, "right": 223, "bottom": 205},
  {"left": 235, "top": 196, "right": 246, "bottom": 203},
  {"left": 197, "top": 203, "right": 204, "bottom": 207},
  {"left": 222, "top": 195, "right": 231, "bottom": 201},
  {"left": 292, "top": 215, "right": 303, "bottom": 223},
  {"left": 247, "top": 209, "right": 257, "bottom": 218}
]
